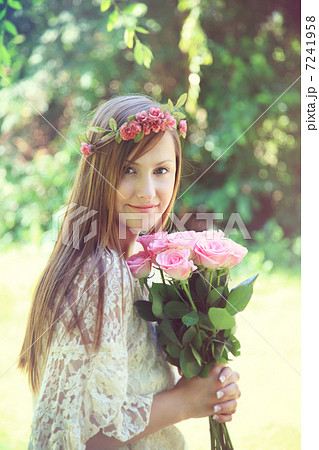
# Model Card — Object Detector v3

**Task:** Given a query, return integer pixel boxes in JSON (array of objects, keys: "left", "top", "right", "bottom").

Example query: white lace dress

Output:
[{"left": 28, "top": 248, "right": 187, "bottom": 449}]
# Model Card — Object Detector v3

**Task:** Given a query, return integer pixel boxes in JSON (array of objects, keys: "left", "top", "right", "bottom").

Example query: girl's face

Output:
[{"left": 115, "top": 132, "right": 177, "bottom": 236}]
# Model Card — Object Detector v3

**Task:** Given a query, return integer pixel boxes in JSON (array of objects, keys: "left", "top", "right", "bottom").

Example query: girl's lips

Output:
[{"left": 129, "top": 204, "right": 158, "bottom": 212}]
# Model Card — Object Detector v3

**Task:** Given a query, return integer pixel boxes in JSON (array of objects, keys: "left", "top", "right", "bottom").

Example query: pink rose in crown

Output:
[
  {"left": 120, "top": 121, "right": 142, "bottom": 140},
  {"left": 149, "top": 107, "right": 165, "bottom": 120},
  {"left": 136, "top": 111, "right": 152, "bottom": 135},
  {"left": 148, "top": 107, "right": 165, "bottom": 133},
  {"left": 126, "top": 251, "right": 152, "bottom": 279},
  {"left": 80, "top": 142, "right": 93, "bottom": 156},
  {"left": 155, "top": 248, "right": 198, "bottom": 280},
  {"left": 179, "top": 119, "right": 187, "bottom": 136},
  {"left": 164, "top": 113, "right": 177, "bottom": 130}
]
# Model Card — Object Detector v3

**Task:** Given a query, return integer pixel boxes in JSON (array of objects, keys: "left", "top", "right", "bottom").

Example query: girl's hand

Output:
[{"left": 174, "top": 364, "right": 241, "bottom": 423}]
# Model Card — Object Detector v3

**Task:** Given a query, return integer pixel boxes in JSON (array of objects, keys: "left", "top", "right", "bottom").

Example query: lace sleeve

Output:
[{"left": 28, "top": 250, "right": 154, "bottom": 449}]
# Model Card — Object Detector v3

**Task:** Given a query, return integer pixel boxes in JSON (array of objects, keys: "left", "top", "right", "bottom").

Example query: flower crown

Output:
[{"left": 78, "top": 94, "right": 188, "bottom": 157}]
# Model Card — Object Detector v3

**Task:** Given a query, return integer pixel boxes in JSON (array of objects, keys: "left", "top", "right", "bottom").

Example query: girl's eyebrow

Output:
[{"left": 125, "top": 159, "right": 174, "bottom": 166}]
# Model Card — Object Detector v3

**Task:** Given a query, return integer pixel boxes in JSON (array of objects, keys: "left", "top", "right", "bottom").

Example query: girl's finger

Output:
[
  {"left": 212, "top": 413, "right": 233, "bottom": 423},
  {"left": 219, "top": 370, "right": 240, "bottom": 386},
  {"left": 218, "top": 366, "right": 233, "bottom": 383},
  {"left": 216, "top": 382, "right": 241, "bottom": 400},
  {"left": 213, "top": 399, "right": 237, "bottom": 416}
]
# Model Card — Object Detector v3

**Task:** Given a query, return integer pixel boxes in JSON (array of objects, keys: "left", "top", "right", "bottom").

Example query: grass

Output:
[{"left": 0, "top": 244, "right": 300, "bottom": 449}]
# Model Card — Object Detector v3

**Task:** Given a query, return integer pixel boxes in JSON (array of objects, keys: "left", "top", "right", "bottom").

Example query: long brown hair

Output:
[{"left": 18, "top": 95, "right": 183, "bottom": 394}]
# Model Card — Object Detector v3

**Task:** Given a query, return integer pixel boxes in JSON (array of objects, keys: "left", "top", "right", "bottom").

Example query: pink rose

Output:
[
  {"left": 148, "top": 237, "right": 171, "bottom": 263},
  {"left": 136, "top": 231, "right": 168, "bottom": 252},
  {"left": 120, "top": 122, "right": 141, "bottom": 141},
  {"left": 227, "top": 240, "right": 248, "bottom": 268},
  {"left": 136, "top": 111, "right": 149, "bottom": 123},
  {"left": 155, "top": 248, "right": 198, "bottom": 280},
  {"left": 179, "top": 119, "right": 187, "bottom": 136},
  {"left": 193, "top": 238, "right": 234, "bottom": 269},
  {"left": 149, "top": 107, "right": 165, "bottom": 120},
  {"left": 165, "top": 230, "right": 198, "bottom": 258},
  {"left": 129, "top": 120, "right": 142, "bottom": 134},
  {"left": 80, "top": 142, "right": 93, "bottom": 156},
  {"left": 164, "top": 113, "right": 176, "bottom": 130},
  {"left": 142, "top": 122, "right": 152, "bottom": 135},
  {"left": 126, "top": 251, "right": 152, "bottom": 279}
]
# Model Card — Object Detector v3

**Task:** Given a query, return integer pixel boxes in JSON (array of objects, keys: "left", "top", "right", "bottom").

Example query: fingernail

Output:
[
  {"left": 217, "top": 390, "right": 224, "bottom": 399},
  {"left": 214, "top": 405, "right": 221, "bottom": 413},
  {"left": 213, "top": 414, "right": 219, "bottom": 421},
  {"left": 219, "top": 375, "right": 226, "bottom": 383}
]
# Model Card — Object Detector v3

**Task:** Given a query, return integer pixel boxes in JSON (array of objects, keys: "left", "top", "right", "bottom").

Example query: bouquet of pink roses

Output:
[{"left": 126, "top": 229, "right": 258, "bottom": 450}]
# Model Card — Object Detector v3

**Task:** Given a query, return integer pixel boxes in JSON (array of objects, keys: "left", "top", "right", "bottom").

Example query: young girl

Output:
[{"left": 18, "top": 94, "right": 241, "bottom": 449}]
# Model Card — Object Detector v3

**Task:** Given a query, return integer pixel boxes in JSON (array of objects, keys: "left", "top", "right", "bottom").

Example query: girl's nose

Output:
[{"left": 136, "top": 175, "right": 156, "bottom": 199}]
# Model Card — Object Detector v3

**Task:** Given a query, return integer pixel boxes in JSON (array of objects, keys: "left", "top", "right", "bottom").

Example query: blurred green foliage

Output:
[{"left": 0, "top": 0, "right": 300, "bottom": 271}]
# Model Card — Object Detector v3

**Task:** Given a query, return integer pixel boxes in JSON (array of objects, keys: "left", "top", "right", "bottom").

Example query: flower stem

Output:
[
  {"left": 208, "top": 270, "right": 214, "bottom": 291},
  {"left": 180, "top": 279, "right": 197, "bottom": 311},
  {"left": 160, "top": 269, "right": 166, "bottom": 285}
]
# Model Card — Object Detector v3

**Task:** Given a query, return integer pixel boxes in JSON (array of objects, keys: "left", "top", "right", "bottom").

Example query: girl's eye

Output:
[{"left": 124, "top": 167, "right": 169, "bottom": 175}]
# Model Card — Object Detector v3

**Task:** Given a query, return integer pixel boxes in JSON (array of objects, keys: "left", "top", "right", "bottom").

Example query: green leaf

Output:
[
  {"left": 135, "top": 26, "right": 149, "bottom": 34},
  {"left": 100, "top": 0, "right": 112, "bottom": 12},
  {"left": 133, "top": 40, "right": 153, "bottom": 68},
  {"left": 166, "top": 342, "right": 182, "bottom": 358},
  {"left": 0, "top": 44, "right": 11, "bottom": 65},
  {"left": 107, "top": 9, "right": 119, "bottom": 32},
  {"left": 158, "top": 319, "right": 180, "bottom": 345},
  {"left": 226, "top": 285, "right": 253, "bottom": 315},
  {"left": 77, "top": 133, "right": 88, "bottom": 143},
  {"left": 168, "top": 99, "right": 174, "bottom": 113},
  {"left": 109, "top": 118, "right": 117, "bottom": 131},
  {"left": 158, "top": 331, "right": 171, "bottom": 346},
  {"left": 123, "top": 3, "right": 148, "bottom": 17},
  {"left": 208, "top": 307, "right": 236, "bottom": 330},
  {"left": 175, "top": 93, "right": 187, "bottom": 108},
  {"left": 179, "top": 346, "right": 201, "bottom": 379},
  {"left": 199, "top": 362, "right": 214, "bottom": 378},
  {"left": 198, "top": 311, "right": 214, "bottom": 331},
  {"left": 192, "top": 329, "right": 202, "bottom": 351},
  {"left": 214, "top": 342, "right": 226, "bottom": 362},
  {"left": 200, "top": 330, "right": 209, "bottom": 340},
  {"left": 89, "top": 126, "right": 108, "bottom": 133},
  {"left": 134, "top": 300, "right": 157, "bottom": 321},
  {"left": 7, "top": 0, "right": 22, "bottom": 10},
  {"left": 0, "top": 8, "right": 6, "bottom": 20},
  {"left": 182, "top": 325, "right": 197, "bottom": 345},
  {"left": 127, "top": 115, "right": 136, "bottom": 121},
  {"left": 4, "top": 20, "right": 18, "bottom": 37},
  {"left": 173, "top": 111, "right": 186, "bottom": 119},
  {"left": 207, "top": 286, "right": 224, "bottom": 307},
  {"left": 182, "top": 310, "right": 199, "bottom": 326},
  {"left": 236, "top": 273, "right": 259, "bottom": 288},
  {"left": 226, "top": 335, "right": 241, "bottom": 357},
  {"left": 115, "top": 133, "right": 122, "bottom": 144},
  {"left": 134, "top": 131, "right": 144, "bottom": 143},
  {"left": 124, "top": 27, "right": 135, "bottom": 49},
  {"left": 164, "top": 301, "right": 190, "bottom": 319},
  {"left": 190, "top": 344, "right": 202, "bottom": 366}
]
